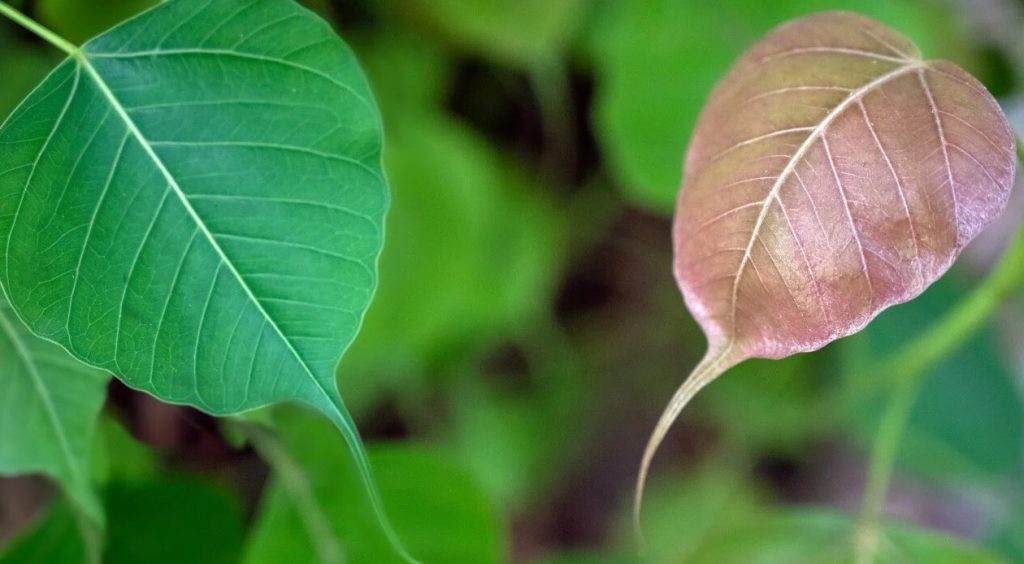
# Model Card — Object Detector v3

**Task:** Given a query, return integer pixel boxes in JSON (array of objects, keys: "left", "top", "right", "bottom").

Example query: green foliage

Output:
[
  {"left": 0, "top": 297, "right": 109, "bottom": 524},
  {"left": 339, "top": 32, "right": 567, "bottom": 412},
  {"left": 703, "top": 355, "right": 825, "bottom": 453},
  {"left": 842, "top": 274, "right": 1024, "bottom": 481},
  {"left": 679, "top": 510, "right": 1006, "bottom": 563},
  {"left": 103, "top": 477, "right": 245, "bottom": 564},
  {"left": 244, "top": 409, "right": 505, "bottom": 564},
  {"left": 2, "top": 475, "right": 246, "bottom": 564},
  {"left": 398, "top": 0, "right": 585, "bottom": 66},
  {"left": 0, "top": 501, "right": 85, "bottom": 564}
]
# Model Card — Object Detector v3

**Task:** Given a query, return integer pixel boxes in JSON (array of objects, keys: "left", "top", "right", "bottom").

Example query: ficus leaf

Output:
[
  {"left": 0, "top": 0, "right": 409, "bottom": 557},
  {"left": 636, "top": 11, "right": 1016, "bottom": 529},
  {"left": 0, "top": 295, "right": 109, "bottom": 525}
]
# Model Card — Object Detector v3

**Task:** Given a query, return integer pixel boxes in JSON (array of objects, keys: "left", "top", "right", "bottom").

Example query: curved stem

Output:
[
  {"left": 0, "top": 1, "right": 78, "bottom": 56},
  {"left": 633, "top": 342, "right": 739, "bottom": 548},
  {"left": 855, "top": 136, "right": 1024, "bottom": 563}
]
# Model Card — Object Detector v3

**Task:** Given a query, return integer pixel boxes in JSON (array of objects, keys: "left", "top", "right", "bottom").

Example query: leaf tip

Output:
[{"left": 633, "top": 344, "right": 738, "bottom": 544}]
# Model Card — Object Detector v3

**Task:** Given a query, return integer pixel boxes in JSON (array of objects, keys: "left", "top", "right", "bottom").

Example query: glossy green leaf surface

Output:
[
  {"left": 0, "top": 296, "right": 109, "bottom": 523},
  {"left": 0, "top": 0, "right": 400, "bottom": 550},
  {"left": 244, "top": 409, "right": 505, "bottom": 564}
]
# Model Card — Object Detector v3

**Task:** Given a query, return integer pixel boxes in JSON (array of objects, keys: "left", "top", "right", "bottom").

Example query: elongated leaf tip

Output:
[
  {"left": 321, "top": 398, "right": 421, "bottom": 564},
  {"left": 633, "top": 345, "right": 737, "bottom": 546}
]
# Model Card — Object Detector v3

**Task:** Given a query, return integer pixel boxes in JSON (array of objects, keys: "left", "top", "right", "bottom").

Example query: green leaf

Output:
[
  {"left": 0, "top": 500, "right": 85, "bottom": 564},
  {"left": 591, "top": 0, "right": 965, "bottom": 212},
  {"left": 618, "top": 464, "right": 766, "bottom": 562},
  {"left": 103, "top": 477, "right": 244, "bottom": 564},
  {"left": 0, "top": 296, "right": 109, "bottom": 524},
  {"left": 842, "top": 273, "right": 1024, "bottom": 481},
  {"left": 0, "top": 0, "right": 404, "bottom": 554},
  {"left": 244, "top": 409, "right": 506, "bottom": 564},
  {"left": 1, "top": 475, "right": 245, "bottom": 564},
  {"left": 398, "top": 0, "right": 585, "bottom": 66},
  {"left": 702, "top": 355, "right": 824, "bottom": 453},
  {"left": 339, "top": 111, "right": 566, "bottom": 411},
  {"left": 90, "top": 415, "right": 158, "bottom": 486}
]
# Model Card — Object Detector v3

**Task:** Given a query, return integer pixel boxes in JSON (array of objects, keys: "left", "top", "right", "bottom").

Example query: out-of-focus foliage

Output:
[
  {"left": 842, "top": 275, "right": 1024, "bottom": 482},
  {"left": 102, "top": 478, "right": 245, "bottom": 564},
  {"left": 394, "top": 0, "right": 585, "bottom": 66},
  {"left": 339, "top": 32, "right": 568, "bottom": 413},
  {"left": 243, "top": 408, "right": 504, "bottom": 564}
]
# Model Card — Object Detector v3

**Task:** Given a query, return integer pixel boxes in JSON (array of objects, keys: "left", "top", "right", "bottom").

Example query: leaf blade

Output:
[
  {"left": 637, "top": 10, "right": 1016, "bottom": 533},
  {"left": 0, "top": 0, "right": 406, "bottom": 556}
]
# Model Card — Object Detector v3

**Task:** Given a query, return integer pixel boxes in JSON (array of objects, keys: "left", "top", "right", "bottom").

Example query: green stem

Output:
[
  {"left": 0, "top": 1, "right": 78, "bottom": 56},
  {"left": 855, "top": 136, "right": 1024, "bottom": 563}
]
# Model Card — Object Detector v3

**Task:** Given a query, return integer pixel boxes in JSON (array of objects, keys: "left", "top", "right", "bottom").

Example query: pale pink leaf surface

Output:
[{"left": 636, "top": 11, "right": 1016, "bottom": 530}]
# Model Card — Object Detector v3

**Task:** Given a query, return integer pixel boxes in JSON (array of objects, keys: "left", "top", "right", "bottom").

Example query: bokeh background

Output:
[{"left": 1, "top": 0, "right": 1023, "bottom": 562}]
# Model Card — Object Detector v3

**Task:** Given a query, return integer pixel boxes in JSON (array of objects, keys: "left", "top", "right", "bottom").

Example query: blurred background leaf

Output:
[
  {"left": 243, "top": 408, "right": 505, "bottom": 564},
  {"left": 389, "top": 0, "right": 585, "bottom": 67}
]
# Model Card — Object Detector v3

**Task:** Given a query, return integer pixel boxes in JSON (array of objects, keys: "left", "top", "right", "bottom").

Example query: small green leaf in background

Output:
[
  {"left": 618, "top": 464, "right": 766, "bottom": 562},
  {"left": 842, "top": 273, "right": 1024, "bottom": 482},
  {"left": 339, "top": 113, "right": 566, "bottom": 411},
  {"left": 444, "top": 338, "right": 587, "bottom": 510},
  {"left": 0, "top": 501, "right": 85, "bottom": 564},
  {"left": 103, "top": 477, "right": 244, "bottom": 564},
  {"left": 0, "top": 297, "right": 109, "bottom": 525},
  {"left": 244, "top": 409, "right": 506, "bottom": 564},
  {"left": 703, "top": 355, "right": 825, "bottom": 454},
  {"left": 1, "top": 473, "right": 242, "bottom": 564},
  {"left": 590, "top": 0, "right": 967, "bottom": 212},
  {"left": 397, "top": 0, "right": 586, "bottom": 66},
  {"left": 90, "top": 416, "right": 158, "bottom": 486}
]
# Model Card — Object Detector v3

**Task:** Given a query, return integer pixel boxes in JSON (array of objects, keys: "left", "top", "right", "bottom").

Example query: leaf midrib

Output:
[
  {"left": 74, "top": 52, "right": 339, "bottom": 408},
  {"left": 726, "top": 59, "right": 925, "bottom": 341}
]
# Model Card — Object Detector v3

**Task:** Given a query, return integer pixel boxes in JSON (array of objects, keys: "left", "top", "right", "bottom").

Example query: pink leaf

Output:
[{"left": 636, "top": 11, "right": 1016, "bottom": 533}]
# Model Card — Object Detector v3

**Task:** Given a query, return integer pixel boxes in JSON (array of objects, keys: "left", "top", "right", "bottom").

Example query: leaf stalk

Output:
[{"left": 0, "top": 1, "right": 78, "bottom": 56}]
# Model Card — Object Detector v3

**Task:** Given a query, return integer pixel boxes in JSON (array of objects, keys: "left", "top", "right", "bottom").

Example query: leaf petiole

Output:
[{"left": 0, "top": 1, "right": 78, "bottom": 56}]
